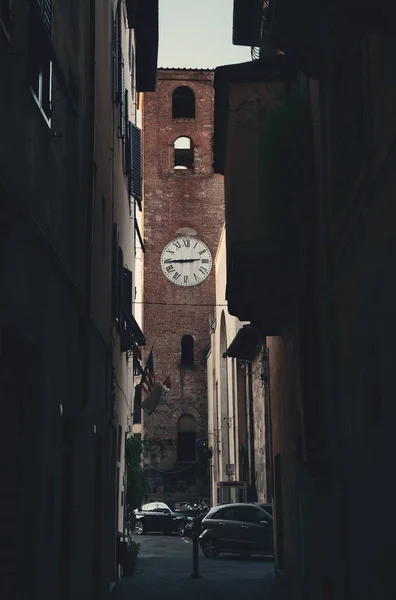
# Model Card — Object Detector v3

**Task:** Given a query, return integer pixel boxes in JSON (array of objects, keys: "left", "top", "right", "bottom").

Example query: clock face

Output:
[{"left": 160, "top": 236, "right": 213, "bottom": 287}]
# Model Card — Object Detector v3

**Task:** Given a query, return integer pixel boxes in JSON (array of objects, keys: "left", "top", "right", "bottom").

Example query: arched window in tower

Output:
[
  {"left": 172, "top": 86, "right": 195, "bottom": 119},
  {"left": 181, "top": 335, "right": 194, "bottom": 366},
  {"left": 174, "top": 137, "right": 194, "bottom": 171},
  {"left": 177, "top": 414, "right": 196, "bottom": 462}
]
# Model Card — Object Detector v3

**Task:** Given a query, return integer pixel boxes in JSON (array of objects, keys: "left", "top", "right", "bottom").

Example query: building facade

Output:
[
  {"left": 0, "top": 1, "right": 157, "bottom": 598},
  {"left": 214, "top": 2, "right": 396, "bottom": 599},
  {"left": 141, "top": 69, "right": 224, "bottom": 503},
  {"left": 207, "top": 226, "right": 270, "bottom": 507}
]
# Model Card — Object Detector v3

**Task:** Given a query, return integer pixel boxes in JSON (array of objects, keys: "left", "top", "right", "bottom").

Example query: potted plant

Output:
[{"left": 122, "top": 538, "right": 141, "bottom": 576}]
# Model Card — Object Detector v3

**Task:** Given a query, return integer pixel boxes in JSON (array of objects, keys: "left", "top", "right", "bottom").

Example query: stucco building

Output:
[
  {"left": 207, "top": 226, "right": 271, "bottom": 506},
  {"left": 0, "top": 1, "right": 157, "bottom": 598},
  {"left": 140, "top": 69, "right": 224, "bottom": 503}
]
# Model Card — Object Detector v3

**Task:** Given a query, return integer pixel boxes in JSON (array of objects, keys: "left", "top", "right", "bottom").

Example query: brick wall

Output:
[{"left": 142, "top": 69, "right": 224, "bottom": 501}]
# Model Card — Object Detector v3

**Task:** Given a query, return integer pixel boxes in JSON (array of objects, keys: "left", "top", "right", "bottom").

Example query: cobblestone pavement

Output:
[{"left": 111, "top": 534, "right": 287, "bottom": 600}]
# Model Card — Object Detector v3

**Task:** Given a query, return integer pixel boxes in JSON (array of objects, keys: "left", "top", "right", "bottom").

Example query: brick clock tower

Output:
[{"left": 142, "top": 69, "right": 224, "bottom": 502}]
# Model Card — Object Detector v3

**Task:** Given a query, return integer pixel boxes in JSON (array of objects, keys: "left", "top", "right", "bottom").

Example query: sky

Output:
[{"left": 158, "top": 0, "right": 251, "bottom": 69}]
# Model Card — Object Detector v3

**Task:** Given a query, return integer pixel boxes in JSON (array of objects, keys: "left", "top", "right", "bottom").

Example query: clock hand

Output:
[{"left": 163, "top": 258, "right": 200, "bottom": 264}]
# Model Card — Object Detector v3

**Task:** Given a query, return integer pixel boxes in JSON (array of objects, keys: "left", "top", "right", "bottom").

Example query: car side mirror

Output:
[{"left": 164, "top": 509, "right": 171, "bottom": 515}]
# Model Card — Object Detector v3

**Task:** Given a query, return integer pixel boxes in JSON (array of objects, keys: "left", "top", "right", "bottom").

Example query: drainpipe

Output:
[{"left": 247, "top": 361, "right": 257, "bottom": 501}]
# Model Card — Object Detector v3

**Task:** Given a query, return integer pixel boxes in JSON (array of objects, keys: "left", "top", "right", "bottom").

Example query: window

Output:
[
  {"left": 216, "top": 506, "right": 236, "bottom": 520},
  {"left": 177, "top": 414, "right": 196, "bottom": 462},
  {"left": 233, "top": 506, "right": 265, "bottom": 524},
  {"left": 172, "top": 86, "right": 195, "bottom": 119},
  {"left": 174, "top": 137, "right": 194, "bottom": 171},
  {"left": 181, "top": 335, "right": 194, "bottom": 366},
  {"left": 28, "top": 0, "right": 53, "bottom": 124}
]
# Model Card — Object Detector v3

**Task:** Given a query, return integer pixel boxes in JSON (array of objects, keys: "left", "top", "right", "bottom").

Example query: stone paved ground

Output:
[{"left": 111, "top": 534, "right": 287, "bottom": 600}]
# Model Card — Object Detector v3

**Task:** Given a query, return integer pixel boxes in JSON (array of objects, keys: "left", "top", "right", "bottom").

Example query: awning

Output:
[{"left": 222, "top": 325, "right": 260, "bottom": 361}]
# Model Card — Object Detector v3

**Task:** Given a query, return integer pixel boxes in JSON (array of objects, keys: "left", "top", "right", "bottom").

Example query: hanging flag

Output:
[
  {"left": 140, "top": 347, "right": 155, "bottom": 395},
  {"left": 141, "top": 375, "right": 171, "bottom": 416}
]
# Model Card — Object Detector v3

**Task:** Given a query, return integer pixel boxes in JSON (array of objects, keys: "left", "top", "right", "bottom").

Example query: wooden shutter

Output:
[
  {"left": 114, "top": 3, "right": 122, "bottom": 103},
  {"left": 124, "top": 90, "right": 129, "bottom": 174},
  {"left": 43, "top": 0, "right": 52, "bottom": 34},
  {"left": 117, "top": 246, "right": 124, "bottom": 323},
  {"left": 112, "top": 224, "right": 120, "bottom": 320},
  {"left": 124, "top": 94, "right": 130, "bottom": 175},
  {"left": 123, "top": 267, "right": 133, "bottom": 313},
  {"left": 129, "top": 123, "right": 142, "bottom": 208},
  {"left": 120, "top": 59, "right": 126, "bottom": 137}
]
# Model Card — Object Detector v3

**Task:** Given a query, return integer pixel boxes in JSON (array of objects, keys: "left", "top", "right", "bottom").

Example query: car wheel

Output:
[
  {"left": 135, "top": 521, "right": 145, "bottom": 535},
  {"left": 201, "top": 537, "right": 219, "bottom": 558},
  {"left": 177, "top": 523, "right": 186, "bottom": 537}
]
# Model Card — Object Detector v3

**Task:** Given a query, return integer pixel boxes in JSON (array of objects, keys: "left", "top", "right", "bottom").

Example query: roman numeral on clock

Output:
[
  {"left": 184, "top": 275, "right": 189, "bottom": 285},
  {"left": 194, "top": 273, "right": 199, "bottom": 282},
  {"left": 166, "top": 265, "right": 175, "bottom": 273},
  {"left": 199, "top": 266, "right": 208, "bottom": 275},
  {"left": 183, "top": 238, "right": 190, "bottom": 248},
  {"left": 201, "top": 259, "right": 209, "bottom": 264},
  {"left": 199, "top": 249, "right": 206, "bottom": 256},
  {"left": 173, "top": 272, "right": 181, "bottom": 281},
  {"left": 173, "top": 240, "right": 181, "bottom": 249}
]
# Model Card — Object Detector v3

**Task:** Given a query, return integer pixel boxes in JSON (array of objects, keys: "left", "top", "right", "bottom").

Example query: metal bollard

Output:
[{"left": 190, "top": 533, "right": 202, "bottom": 579}]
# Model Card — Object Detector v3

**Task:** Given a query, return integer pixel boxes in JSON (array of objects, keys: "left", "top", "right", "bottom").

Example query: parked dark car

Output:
[
  {"left": 134, "top": 501, "right": 200, "bottom": 536},
  {"left": 199, "top": 503, "right": 273, "bottom": 558}
]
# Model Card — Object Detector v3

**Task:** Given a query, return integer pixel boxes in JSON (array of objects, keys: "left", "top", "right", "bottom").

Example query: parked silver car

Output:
[{"left": 199, "top": 503, "right": 273, "bottom": 558}]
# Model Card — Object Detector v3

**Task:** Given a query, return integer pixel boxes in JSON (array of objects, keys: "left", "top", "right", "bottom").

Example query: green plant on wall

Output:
[{"left": 125, "top": 435, "right": 147, "bottom": 533}]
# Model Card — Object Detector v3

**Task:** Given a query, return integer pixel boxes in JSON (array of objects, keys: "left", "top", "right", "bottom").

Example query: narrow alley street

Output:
[{"left": 111, "top": 535, "right": 287, "bottom": 600}]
